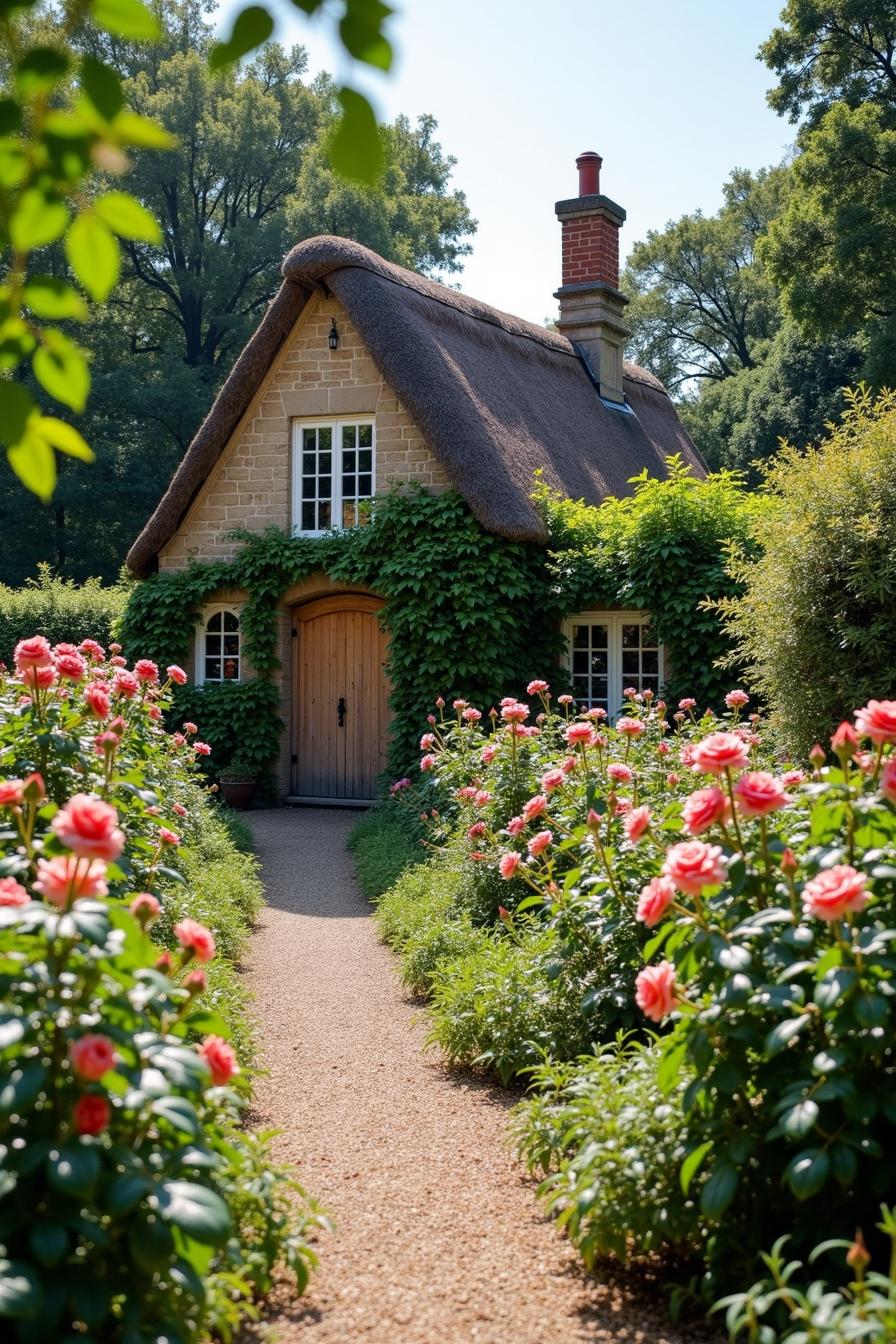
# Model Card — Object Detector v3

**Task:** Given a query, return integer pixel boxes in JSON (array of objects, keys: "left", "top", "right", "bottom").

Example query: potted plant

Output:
[{"left": 218, "top": 754, "right": 258, "bottom": 809}]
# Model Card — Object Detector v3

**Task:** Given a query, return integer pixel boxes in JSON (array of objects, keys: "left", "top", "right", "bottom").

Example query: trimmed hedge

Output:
[{"left": 0, "top": 564, "right": 128, "bottom": 663}]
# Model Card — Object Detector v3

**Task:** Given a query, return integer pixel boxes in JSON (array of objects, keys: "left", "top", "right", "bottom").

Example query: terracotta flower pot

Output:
[{"left": 218, "top": 779, "right": 257, "bottom": 810}]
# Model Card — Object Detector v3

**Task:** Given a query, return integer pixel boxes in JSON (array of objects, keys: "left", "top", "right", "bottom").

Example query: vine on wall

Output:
[{"left": 122, "top": 470, "right": 757, "bottom": 788}]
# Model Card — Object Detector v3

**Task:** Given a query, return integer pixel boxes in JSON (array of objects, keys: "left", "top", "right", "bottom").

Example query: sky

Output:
[{"left": 229, "top": 0, "right": 796, "bottom": 324}]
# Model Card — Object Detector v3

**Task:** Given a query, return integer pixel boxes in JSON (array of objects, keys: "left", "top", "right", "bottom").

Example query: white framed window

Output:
[
  {"left": 196, "top": 606, "right": 242, "bottom": 685},
  {"left": 563, "top": 611, "right": 663, "bottom": 717},
  {"left": 291, "top": 419, "right": 375, "bottom": 535}
]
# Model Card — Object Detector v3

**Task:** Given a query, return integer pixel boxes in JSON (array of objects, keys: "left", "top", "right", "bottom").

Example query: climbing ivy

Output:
[{"left": 121, "top": 472, "right": 757, "bottom": 788}]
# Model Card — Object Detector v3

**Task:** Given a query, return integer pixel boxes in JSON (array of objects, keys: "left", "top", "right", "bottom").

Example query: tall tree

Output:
[
  {"left": 759, "top": 1, "right": 896, "bottom": 383},
  {"left": 622, "top": 166, "right": 788, "bottom": 391}
]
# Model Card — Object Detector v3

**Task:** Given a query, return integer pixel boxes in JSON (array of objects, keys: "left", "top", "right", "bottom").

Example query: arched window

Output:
[
  {"left": 198, "top": 608, "right": 241, "bottom": 684},
  {"left": 563, "top": 611, "right": 663, "bottom": 717}
]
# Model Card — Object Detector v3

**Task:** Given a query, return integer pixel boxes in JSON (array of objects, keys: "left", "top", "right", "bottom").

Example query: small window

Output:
[
  {"left": 197, "top": 607, "right": 241, "bottom": 684},
  {"left": 564, "top": 612, "right": 663, "bottom": 716},
  {"left": 292, "top": 420, "right": 375, "bottom": 535}
]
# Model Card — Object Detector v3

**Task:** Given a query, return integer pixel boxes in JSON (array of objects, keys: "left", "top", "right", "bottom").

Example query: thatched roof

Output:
[{"left": 127, "top": 236, "right": 705, "bottom": 577}]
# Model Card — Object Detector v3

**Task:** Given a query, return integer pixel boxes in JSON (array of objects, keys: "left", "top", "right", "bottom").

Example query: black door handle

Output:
[{"left": 337, "top": 697, "right": 346, "bottom": 727}]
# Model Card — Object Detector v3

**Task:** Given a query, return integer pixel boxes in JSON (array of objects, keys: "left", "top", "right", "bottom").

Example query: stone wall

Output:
[{"left": 158, "top": 292, "right": 450, "bottom": 570}]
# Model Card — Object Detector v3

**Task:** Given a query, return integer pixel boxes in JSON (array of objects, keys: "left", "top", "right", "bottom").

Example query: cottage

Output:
[{"left": 127, "top": 152, "right": 704, "bottom": 803}]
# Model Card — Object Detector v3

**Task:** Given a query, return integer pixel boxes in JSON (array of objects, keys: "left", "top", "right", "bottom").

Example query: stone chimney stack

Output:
[{"left": 554, "top": 151, "right": 629, "bottom": 404}]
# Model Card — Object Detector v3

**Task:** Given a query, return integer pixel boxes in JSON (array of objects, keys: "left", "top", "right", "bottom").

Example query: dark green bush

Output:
[
  {"left": 720, "top": 387, "right": 896, "bottom": 757},
  {"left": 348, "top": 800, "right": 426, "bottom": 900},
  {"left": 0, "top": 565, "right": 128, "bottom": 663}
]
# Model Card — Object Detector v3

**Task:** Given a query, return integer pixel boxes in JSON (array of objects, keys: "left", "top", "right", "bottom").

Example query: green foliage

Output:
[
  {"left": 714, "top": 1209, "right": 896, "bottom": 1342},
  {"left": 511, "top": 1039, "right": 700, "bottom": 1264},
  {"left": 174, "top": 681, "right": 283, "bottom": 793},
  {"left": 679, "top": 323, "right": 865, "bottom": 481},
  {"left": 720, "top": 389, "right": 896, "bottom": 756},
  {"left": 539, "top": 460, "right": 762, "bottom": 710},
  {"left": 0, "top": 565, "right": 128, "bottom": 663},
  {"left": 348, "top": 800, "right": 425, "bottom": 900}
]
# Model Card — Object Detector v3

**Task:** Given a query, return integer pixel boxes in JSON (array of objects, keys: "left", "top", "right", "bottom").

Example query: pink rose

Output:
[
  {"left": 199, "top": 1035, "right": 237, "bottom": 1086},
  {"left": 14, "top": 635, "right": 52, "bottom": 672},
  {"left": 607, "top": 762, "right": 633, "bottom": 784},
  {"left": 662, "top": 840, "right": 727, "bottom": 895},
  {"left": 505, "top": 816, "right": 525, "bottom": 837},
  {"left": 682, "top": 786, "right": 731, "bottom": 835},
  {"left": 733, "top": 771, "right": 788, "bottom": 818},
  {"left": 193, "top": 741, "right": 211, "bottom": 756},
  {"left": 134, "top": 659, "right": 159, "bottom": 683},
  {"left": 53, "top": 794, "right": 125, "bottom": 862},
  {"left": 616, "top": 717, "right": 644, "bottom": 738},
  {"left": 666, "top": 772, "right": 680, "bottom": 788},
  {"left": 79, "top": 639, "right": 105, "bottom": 660},
  {"left": 172, "top": 732, "right": 186, "bottom": 747},
  {"left": 420, "top": 754, "right": 437, "bottom": 772},
  {"left": 174, "top": 917, "right": 216, "bottom": 962},
  {"left": 522, "top": 794, "right": 548, "bottom": 822},
  {"left": 55, "top": 650, "right": 86, "bottom": 681},
  {"left": 635, "top": 961, "right": 679, "bottom": 1022},
  {"left": 113, "top": 669, "right": 139, "bottom": 698},
  {"left": 636, "top": 876, "right": 676, "bottom": 927},
  {"left": 724, "top": 689, "right": 749, "bottom": 709},
  {"left": 782, "top": 769, "right": 805, "bottom": 787},
  {"left": 541, "top": 769, "right": 565, "bottom": 793},
  {"left": 527, "top": 829, "right": 552, "bottom": 856},
  {"left": 21, "top": 665, "right": 57, "bottom": 690},
  {"left": 130, "top": 892, "right": 160, "bottom": 925},
  {"left": 183, "top": 721, "right": 198, "bottom": 735},
  {"left": 0, "top": 780, "right": 24, "bottom": 807},
  {"left": 34, "top": 856, "right": 108, "bottom": 907},
  {"left": 801, "top": 865, "right": 870, "bottom": 921},
  {"left": 184, "top": 968, "right": 207, "bottom": 995},
  {"left": 881, "top": 758, "right": 896, "bottom": 803},
  {"left": 473, "top": 790, "right": 491, "bottom": 807},
  {"left": 83, "top": 682, "right": 111, "bottom": 719},
  {"left": 565, "top": 722, "right": 594, "bottom": 746},
  {"left": 831, "top": 721, "right": 859, "bottom": 756},
  {"left": 462, "top": 707, "right": 482, "bottom": 722},
  {"left": 73, "top": 1094, "right": 110, "bottom": 1136},
  {"left": 624, "top": 805, "right": 651, "bottom": 845},
  {"left": 158, "top": 827, "right": 181, "bottom": 847},
  {"left": 678, "top": 698, "right": 696, "bottom": 710},
  {"left": 167, "top": 664, "right": 188, "bottom": 685},
  {"left": 501, "top": 701, "right": 529, "bottom": 724},
  {"left": 499, "top": 852, "right": 522, "bottom": 879},
  {"left": 481, "top": 744, "right": 497, "bottom": 765},
  {"left": 467, "top": 821, "right": 487, "bottom": 840},
  {"left": 527, "top": 679, "right": 549, "bottom": 695},
  {"left": 855, "top": 700, "right": 896, "bottom": 745},
  {"left": 691, "top": 731, "right": 750, "bottom": 776},
  {"left": 70, "top": 1033, "right": 117, "bottom": 1080},
  {"left": 420, "top": 733, "right": 435, "bottom": 750},
  {"left": 557, "top": 694, "right": 574, "bottom": 706},
  {"left": 0, "top": 877, "right": 29, "bottom": 907}
]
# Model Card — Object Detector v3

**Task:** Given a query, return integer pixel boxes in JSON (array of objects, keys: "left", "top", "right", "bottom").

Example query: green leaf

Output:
[
  {"left": 339, "top": 0, "right": 393, "bottom": 70},
  {"left": 680, "top": 1140, "right": 713, "bottom": 1195},
  {"left": 0, "top": 98, "right": 22, "bottom": 134},
  {"left": 151, "top": 1095, "right": 201, "bottom": 1136},
  {"left": 156, "top": 1180, "right": 232, "bottom": 1245},
  {"left": 105, "top": 1173, "right": 152, "bottom": 1215},
  {"left": 91, "top": 0, "right": 160, "bottom": 39},
  {"left": 0, "top": 1061, "right": 46, "bottom": 1115},
  {"left": 28, "top": 1223, "right": 68, "bottom": 1268},
  {"left": 35, "top": 416, "right": 94, "bottom": 463},
  {"left": 8, "top": 429, "right": 55, "bottom": 501},
  {"left": 66, "top": 212, "right": 120, "bottom": 301},
  {"left": 700, "top": 1160, "right": 739, "bottom": 1218},
  {"left": 47, "top": 1141, "right": 100, "bottom": 1197},
  {"left": 16, "top": 47, "right": 69, "bottom": 97},
  {"left": 23, "top": 277, "right": 88, "bottom": 320},
  {"left": 764, "top": 1014, "right": 811, "bottom": 1058},
  {"left": 780, "top": 1098, "right": 819, "bottom": 1139},
  {"left": 0, "top": 383, "right": 34, "bottom": 445},
  {"left": 854, "top": 991, "right": 889, "bottom": 1027},
  {"left": 32, "top": 330, "right": 90, "bottom": 412},
  {"left": 94, "top": 191, "right": 161, "bottom": 243},
  {"left": 328, "top": 87, "right": 383, "bottom": 185},
  {"left": 784, "top": 1147, "right": 830, "bottom": 1201},
  {"left": 9, "top": 189, "right": 70, "bottom": 250},
  {"left": 111, "top": 109, "right": 175, "bottom": 149},
  {"left": 80, "top": 55, "right": 123, "bottom": 120},
  {"left": 0, "top": 1260, "right": 42, "bottom": 1318},
  {"left": 210, "top": 5, "right": 275, "bottom": 69}
]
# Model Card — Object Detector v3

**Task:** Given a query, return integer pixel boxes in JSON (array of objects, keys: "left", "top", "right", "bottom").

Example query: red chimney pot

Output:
[{"left": 576, "top": 151, "right": 602, "bottom": 197}]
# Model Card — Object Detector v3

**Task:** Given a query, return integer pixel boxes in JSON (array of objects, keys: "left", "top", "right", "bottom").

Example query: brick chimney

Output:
[{"left": 554, "top": 151, "right": 629, "bottom": 404}]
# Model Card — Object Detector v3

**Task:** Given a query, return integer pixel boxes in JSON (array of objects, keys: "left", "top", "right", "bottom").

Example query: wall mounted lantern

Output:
[{"left": 328, "top": 320, "right": 339, "bottom": 351}]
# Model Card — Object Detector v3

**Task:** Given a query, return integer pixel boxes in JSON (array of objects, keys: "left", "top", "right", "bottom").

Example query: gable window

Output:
[
  {"left": 197, "top": 607, "right": 242, "bottom": 684},
  {"left": 563, "top": 612, "right": 663, "bottom": 717},
  {"left": 292, "top": 420, "right": 375, "bottom": 535}
]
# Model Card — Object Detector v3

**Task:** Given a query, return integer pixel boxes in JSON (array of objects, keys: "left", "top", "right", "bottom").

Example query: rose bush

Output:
[{"left": 0, "top": 636, "right": 324, "bottom": 1340}]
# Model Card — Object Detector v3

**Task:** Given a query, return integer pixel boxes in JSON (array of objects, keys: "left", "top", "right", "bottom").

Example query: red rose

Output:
[
  {"left": 69, "top": 1034, "right": 117, "bottom": 1081},
  {"left": 73, "top": 1094, "right": 110, "bottom": 1135},
  {"left": 199, "top": 1035, "right": 237, "bottom": 1086},
  {"left": 174, "top": 917, "right": 216, "bottom": 962}
]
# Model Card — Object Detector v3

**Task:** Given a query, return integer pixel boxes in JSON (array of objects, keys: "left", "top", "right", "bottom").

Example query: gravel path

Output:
[{"left": 242, "top": 807, "right": 712, "bottom": 1344}]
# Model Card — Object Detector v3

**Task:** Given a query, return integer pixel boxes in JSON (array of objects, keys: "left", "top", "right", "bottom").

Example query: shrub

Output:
[
  {"left": 0, "top": 565, "right": 128, "bottom": 664},
  {"left": 720, "top": 387, "right": 896, "bottom": 757},
  {"left": 512, "top": 1038, "right": 701, "bottom": 1264},
  {"left": 0, "top": 636, "right": 319, "bottom": 1339},
  {"left": 349, "top": 800, "right": 426, "bottom": 901}
]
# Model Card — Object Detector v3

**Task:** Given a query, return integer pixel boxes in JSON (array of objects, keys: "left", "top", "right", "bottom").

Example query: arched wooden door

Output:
[{"left": 292, "top": 594, "right": 390, "bottom": 802}]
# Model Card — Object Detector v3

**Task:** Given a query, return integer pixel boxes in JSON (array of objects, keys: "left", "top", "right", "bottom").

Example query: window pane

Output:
[
  {"left": 342, "top": 424, "right": 356, "bottom": 450},
  {"left": 343, "top": 474, "right": 355, "bottom": 497},
  {"left": 301, "top": 502, "right": 315, "bottom": 530},
  {"left": 590, "top": 624, "right": 608, "bottom": 647},
  {"left": 573, "top": 676, "right": 589, "bottom": 698},
  {"left": 622, "top": 624, "right": 639, "bottom": 648},
  {"left": 590, "top": 651, "right": 607, "bottom": 674},
  {"left": 343, "top": 500, "right": 356, "bottom": 528},
  {"left": 643, "top": 626, "right": 657, "bottom": 647},
  {"left": 358, "top": 449, "right": 372, "bottom": 471},
  {"left": 302, "top": 428, "right": 316, "bottom": 450},
  {"left": 358, "top": 423, "right": 373, "bottom": 448},
  {"left": 592, "top": 677, "right": 608, "bottom": 697},
  {"left": 205, "top": 658, "right": 221, "bottom": 680},
  {"left": 642, "top": 650, "right": 659, "bottom": 674},
  {"left": 573, "top": 625, "right": 588, "bottom": 648},
  {"left": 223, "top": 612, "right": 238, "bottom": 631},
  {"left": 358, "top": 473, "right": 372, "bottom": 497},
  {"left": 343, "top": 450, "right": 356, "bottom": 471},
  {"left": 207, "top": 611, "right": 222, "bottom": 632},
  {"left": 622, "top": 651, "right": 640, "bottom": 675},
  {"left": 572, "top": 651, "right": 589, "bottom": 675},
  {"left": 302, "top": 452, "right": 316, "bottom": 473},
  {"left": 642, "top": 676, "right": 659, "bottom": 694},
  {"left": 319, "top": 427, "right": 331, "bottom": 449},
  {"left": 302, "top": 477, "right": 316, "bottom": 500},
  {"left": 223, "top": 635, "right": 239, "bottom": 656},
  {"left": 319, "top": 451, "right": 331, "bottom": 472},
  {"left": 223, "top": 658, "right": 239, "bottom": 681},
  {"left": 319, "top": 501, "right": 331, "bottom": 528}
]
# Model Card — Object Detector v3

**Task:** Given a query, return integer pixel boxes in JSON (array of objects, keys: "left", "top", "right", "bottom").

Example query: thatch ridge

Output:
[{"left": 126, "top": 236, "right": 704, "bottom": 577}]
